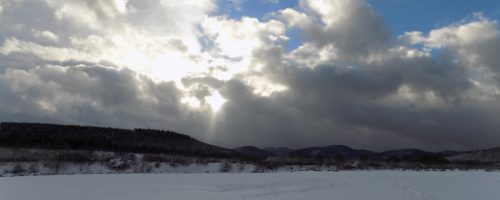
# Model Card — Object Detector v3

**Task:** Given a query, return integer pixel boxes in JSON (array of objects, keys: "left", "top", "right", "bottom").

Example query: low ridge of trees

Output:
[
  {"left": 0, "top": 122, "right": 235, "bottom": 158},
  {"left": 0, "top": 122, "right": 498, "bottom": 174}
]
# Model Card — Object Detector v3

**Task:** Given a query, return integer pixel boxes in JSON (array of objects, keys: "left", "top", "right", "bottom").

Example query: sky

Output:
[{"left": 1, "top": 0, "right": 500, "bottom": 151}]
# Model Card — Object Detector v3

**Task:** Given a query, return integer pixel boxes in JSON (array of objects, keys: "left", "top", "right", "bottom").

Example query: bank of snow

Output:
[{"left": 1, "top": 171, "right": 499, "bottom": 200}]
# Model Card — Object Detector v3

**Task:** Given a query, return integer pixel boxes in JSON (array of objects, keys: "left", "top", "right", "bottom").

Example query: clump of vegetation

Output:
[
  {"left": 11, "top": 164, "right": 25, "bottom": 175},
  {"left": 219, "top": 161, "right": 232, "bottom": 173}
]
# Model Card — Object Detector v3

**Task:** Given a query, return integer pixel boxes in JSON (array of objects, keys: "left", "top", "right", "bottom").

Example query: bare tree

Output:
[{"left": 219, "top": 161, "right": 232, "bottom": 173}]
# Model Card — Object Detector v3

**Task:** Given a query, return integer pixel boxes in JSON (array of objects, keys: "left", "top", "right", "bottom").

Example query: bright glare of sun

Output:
[
  {"left": 180, "top": 96, "right": 201, "bottom": 109},
  {"left": 205, "top": 91, "right": 227, "bottom": 112}
]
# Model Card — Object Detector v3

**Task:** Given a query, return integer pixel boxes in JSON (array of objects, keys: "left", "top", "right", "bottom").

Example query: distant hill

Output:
[
  {"left": 289, "top": 145, "right": 374, "bottom": 159},
  {"left": 375, "top": 149, "right": 434, "bottom": 161},
  {"left": 1, "top": 122, "right": 499, "bottom": 169},
  {"left": 234, "top": 146, "right": 274, "bottom": 158},
  {"left": 264, "top": 147, "right": 293, "bottom": 156},
  {"left": 370, "top": 149, "right": 456, "bottom": 164},
  {"left": 275, "top": 146, "right": 467, "bottom": 164},
  {"left": 447, "top": 147, "right": 500, "bottom": 163},
  {"left": 377, "top": 149, "right": 429, "bottom": 158},
  {"left": 0, "top": 122, "right": 236, "bottom": 158}
]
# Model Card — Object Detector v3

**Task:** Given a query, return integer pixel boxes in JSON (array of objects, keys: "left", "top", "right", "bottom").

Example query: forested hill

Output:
[
  {"left": 0, "top": 122, "right": 499, "bottom": 175},
  {"left": 0, "top": 122, "right": 236, "bottom": 157}
]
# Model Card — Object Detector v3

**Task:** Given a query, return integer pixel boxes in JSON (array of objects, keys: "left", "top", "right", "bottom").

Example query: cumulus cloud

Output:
[
  {"left": 48, "top": 0, "right": 129, "bottom": 29},
  {"left": 0, "top": 65, "right": 216, "bottom": 140},
  {"left": 31, "top": 29, "right": 60, "bottom": 42},
  {"left": 206, "top": 2, "right": 500, "bottom": 150},
  {"left": 1, "top": 0, "right": 500, "bottom": 151},
  {"left": 295, "top": 0, "right": 389, "bottom": 59}
]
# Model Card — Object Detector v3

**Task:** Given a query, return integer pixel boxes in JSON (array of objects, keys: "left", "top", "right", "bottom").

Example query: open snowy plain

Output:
[{"left": 1, "top": 171, "right": 499, "bottom": 200}]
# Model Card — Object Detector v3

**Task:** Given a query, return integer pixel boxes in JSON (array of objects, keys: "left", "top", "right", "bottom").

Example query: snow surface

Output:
[{"left": 1, "top": 171, "right": 499, "bottom": 200}]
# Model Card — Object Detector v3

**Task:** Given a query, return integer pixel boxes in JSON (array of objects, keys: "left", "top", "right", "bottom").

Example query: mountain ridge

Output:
[{"left": 1, "top": 122, "right": 499, "bottom": 165}]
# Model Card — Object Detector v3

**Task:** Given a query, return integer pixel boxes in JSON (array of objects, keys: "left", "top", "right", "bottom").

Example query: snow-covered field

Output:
[{"left": 1, "top": 171, "right": 499, "bottom": 200}]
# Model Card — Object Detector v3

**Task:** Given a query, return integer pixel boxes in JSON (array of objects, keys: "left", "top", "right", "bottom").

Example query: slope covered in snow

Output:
[{"left": 1, "top": 171, "right": 499, "bottom": 200}]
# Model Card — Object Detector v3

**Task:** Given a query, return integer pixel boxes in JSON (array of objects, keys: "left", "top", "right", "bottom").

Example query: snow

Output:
[{"left": 1, "top": 171, "right": 499, "bottom": 200}]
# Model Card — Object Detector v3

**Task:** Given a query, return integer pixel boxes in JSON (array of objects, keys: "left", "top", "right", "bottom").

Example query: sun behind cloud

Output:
[{"left": 205, "top": 91, "right": 227, "bottom": 112}]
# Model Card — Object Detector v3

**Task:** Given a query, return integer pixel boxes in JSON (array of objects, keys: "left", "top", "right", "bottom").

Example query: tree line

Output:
[{"left": 0, "top": 122, "right": 235, "bottom": 158}]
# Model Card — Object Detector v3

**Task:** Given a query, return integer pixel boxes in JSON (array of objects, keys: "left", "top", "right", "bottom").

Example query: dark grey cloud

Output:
[
  {"left": 301, "top": 0, "right": 390, "bottom": 58},
  {"left": 0, "top": 65, "right": 211, "bottom": 140},
  {"left": 206, "top": 48, "right": 499, "bottom": 150}
]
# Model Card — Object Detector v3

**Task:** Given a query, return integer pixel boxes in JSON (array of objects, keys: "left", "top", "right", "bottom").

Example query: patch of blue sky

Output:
[
  {"left": 284, "top": 27, "right": 304, "bottom": 51},
  {"left": 368, "top": 0, "right": 500, "bottom": 36}
]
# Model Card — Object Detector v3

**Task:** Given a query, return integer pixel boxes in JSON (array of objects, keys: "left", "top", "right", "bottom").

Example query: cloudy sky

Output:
[{"left": 1, "top": 0, "right": 500, "bottom": 151}]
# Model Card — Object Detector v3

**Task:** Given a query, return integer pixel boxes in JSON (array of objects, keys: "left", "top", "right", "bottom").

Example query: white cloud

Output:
[
  {"left": 47, "top": 0, "right": 129, "bottom": 29},
  {"left": 399, "top": 31, "right": 426, "bottom": 45},
  {"left": 300, "top": 0, "right": 366, "bottom": 26},
  {"left": 286, "top": 43, "right": 338, "bottom": 68},
  {"left": 400, "top": 14, "right": 499, "bottom": 50},
  {"left": 202, "top": 16, "right": 287, "bottom": 59},
  {"left": 278, "top": 8, "right": 315, "bottom": 28},
  {"left": 1, "top": 0, "right": 218, "bottom": 82},
  {"left": 427, "top": 18, "right": 498, "bottom": 48},
  {"left": 0, "top": 37, "right": 100, "bottom": 63},
  {"left": 395, "top": 15, "right": 500, "bottom": 88},
  {"left": 32, "top": 29, "right": 60, "bottom": 42}
]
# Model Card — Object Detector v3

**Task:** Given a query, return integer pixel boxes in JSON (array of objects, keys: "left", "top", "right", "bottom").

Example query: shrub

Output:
[
  {"left": 28, "top": 164, "right": 39, "bottom": 174},
  {"left": 219, "top": 162, "right": 232, "bottom": 173},
  {"left": 11, "top": 164, "right": 25, "bottom": 175}
]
